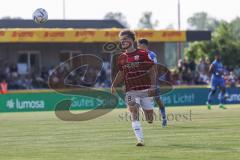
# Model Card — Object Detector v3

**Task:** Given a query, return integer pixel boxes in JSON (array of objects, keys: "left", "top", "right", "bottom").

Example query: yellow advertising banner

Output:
[{"left": 0, "top": 29, "right": 186, "bottom": 43}]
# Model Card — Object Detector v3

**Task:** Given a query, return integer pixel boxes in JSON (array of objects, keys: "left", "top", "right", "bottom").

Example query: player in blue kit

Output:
[
  {"left": 137, "top": 38, "right": 167, "bottom": 127},
  {"left": 206, "top": 51, "right": 227, "bottom": 110}
]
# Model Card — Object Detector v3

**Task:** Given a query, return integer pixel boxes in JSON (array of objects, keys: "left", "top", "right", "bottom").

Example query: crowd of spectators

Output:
[
  {"left": 171, "top": 58, "right": 240, "bottom": 87},
  {"left": 0, "top": 62, "right": 112, "bottom": 90},
  {"left": 0, "top": 58, "right": 239, "bottom": 90},
  {"left": 0, "top": 64, "right": 49, "bottom": 90}
]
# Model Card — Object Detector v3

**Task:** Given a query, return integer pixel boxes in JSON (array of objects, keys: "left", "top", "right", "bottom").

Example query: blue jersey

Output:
[
  {"left": 211, "top": 60, "right": 225, "bottom": 89},
  {"left": 147, "top": 50, "right": 157, "bottom": 63},
  {"left": 211, "top": 60, "right": 224, "bottom": 79},
  {"left": 147, "top": 50, "right": 166, "bottom": 81}
]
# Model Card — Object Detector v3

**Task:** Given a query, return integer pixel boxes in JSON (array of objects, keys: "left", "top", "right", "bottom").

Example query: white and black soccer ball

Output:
[{"left": 33, "top": 8, "right": 48, "bottom": 24}]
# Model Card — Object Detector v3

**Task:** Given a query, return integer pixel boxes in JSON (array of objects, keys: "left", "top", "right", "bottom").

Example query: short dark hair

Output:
[
  {"left": 138, "top": 38, "right": 149, "bottom": 46},
  {"left": 119, "top": 30, "right": 136, "bottom": 41},
  {"left": 214, "top": 50, "right": 220, "bottom": 56}
]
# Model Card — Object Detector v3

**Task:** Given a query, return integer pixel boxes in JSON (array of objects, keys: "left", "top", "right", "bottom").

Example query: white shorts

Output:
[{"left": 125, "top": 89, "right": 154, "bottom": 110}]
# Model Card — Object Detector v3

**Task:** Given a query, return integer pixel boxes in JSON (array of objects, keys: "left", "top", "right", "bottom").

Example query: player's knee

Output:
[
  {"left": 128, "top": 101, "right": 140, "bottom": 109},
  {"left": 129, "top": 107, "right": 139, "bottom": 121},
  {"left": 128, "top": 101, "right": 136, "bottom": 107},
  {"left": 128, "top": 104, "right": 138, "bottom": 113}
]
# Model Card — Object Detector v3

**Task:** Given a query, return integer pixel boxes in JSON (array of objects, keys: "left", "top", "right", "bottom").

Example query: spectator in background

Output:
[
  {"left": 197, "top": 72, "right": 209, "bottom": 85},
  {"left": 182, "top": 58, "right": 189, "bottom": 72},
  {"left": 228, "top": 71, "right": 237, "bottom": 87},
  {"left": 171, "top": 69, "right": 181, "bottom": 85},
  {"left": 177, "top": 59, "right": 184, "bottom": 82},
  {"left": 0, "top": 58, "right": 239, "bottom": 90},
  {"left": 189, "top": 58, "right": 196, "bottom": 72},
  {"left": 197, "top": 58, "right": 207, "bottom": 74},
  {"left": 188, "top": 58, "right": 196, "bottom": 84},
  {"left": 0, "top": 79, "right": 8, "bottom": 94},
  {"left": 41, "top": 66, "right": 49, "bottom": 80},
  {"left": 181, "top": 58, "right": 191, "bottom": 84},
  {"left": 10, "top": 64, "right": 17, "bottom": 74},
  {"left": 177, "top": 59, "right": 183, "bottom": 73},
  {"left": 96, "top": 69, "right": 107, "bottom": 87},
  {"left": 196, "top": 58, "right": 210, "bottom": 85},
  {"left": 205, "top": 58, "right": 211, "bottom": 75},
  {"left": 223, "top": 65, "right": 230, "bottom": 75}
]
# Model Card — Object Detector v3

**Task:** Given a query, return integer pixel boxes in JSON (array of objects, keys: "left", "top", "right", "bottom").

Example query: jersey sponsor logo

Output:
[{"left": 134, "top": 55, "right": 140, "bottom": 61}]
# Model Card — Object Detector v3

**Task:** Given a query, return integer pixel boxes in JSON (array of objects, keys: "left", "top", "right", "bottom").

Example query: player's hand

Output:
[{"left": 111, "top": 85, "right": 116, "bottom": 95}]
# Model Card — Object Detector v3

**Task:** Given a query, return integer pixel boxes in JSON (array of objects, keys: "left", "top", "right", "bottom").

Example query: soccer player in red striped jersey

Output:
[{"left": 111, "top": 30, "right": 157, "bottom": 146}]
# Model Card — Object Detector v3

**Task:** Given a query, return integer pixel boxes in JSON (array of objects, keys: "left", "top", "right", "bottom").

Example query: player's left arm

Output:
[
  {"left": 145, "top": 51, "right": 157, "bottom": 96},
  {"left": 148, "top": 64, "right": 158, "bottom": 97},
  {"left": 149, "top": 65, "right": 157, "bottom": 87},
  {"left": 209, "top": 63, "right": 214, "bottom": 74},
  {"left": 147, "top": 51, "right": 157, "bottom": 86}
]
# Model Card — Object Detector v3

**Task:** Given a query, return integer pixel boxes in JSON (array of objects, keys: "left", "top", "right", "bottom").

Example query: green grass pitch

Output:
[{"left": 0, "top": 105, "right": 240, "bottom": 160}]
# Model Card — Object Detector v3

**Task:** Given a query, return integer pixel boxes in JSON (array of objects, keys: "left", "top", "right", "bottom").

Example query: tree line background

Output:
[{"left": 103, "top": 11, "right": 240, "bottom": 69}]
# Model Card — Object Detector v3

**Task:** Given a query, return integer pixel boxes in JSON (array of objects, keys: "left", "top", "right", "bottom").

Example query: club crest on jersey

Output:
[{"left": 134, "top": 55, "right": 140, "bottom": 61}]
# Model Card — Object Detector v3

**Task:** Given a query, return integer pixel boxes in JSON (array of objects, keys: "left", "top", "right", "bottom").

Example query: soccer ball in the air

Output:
[{"left": 33, "top": 8, "right": 48, "bottom": 24}]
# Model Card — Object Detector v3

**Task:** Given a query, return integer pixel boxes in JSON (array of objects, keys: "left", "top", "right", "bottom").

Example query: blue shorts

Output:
[{"left": 211, "top": 77, "right": 225, "bottom": 90}]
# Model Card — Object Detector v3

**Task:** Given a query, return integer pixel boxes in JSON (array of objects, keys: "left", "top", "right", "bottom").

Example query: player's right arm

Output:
[
  {"left": 111, "top": 53, "right": 126, "bottom": 94},
  {"left": 111, "top": 70, "right": 124, "bottom": 94}
]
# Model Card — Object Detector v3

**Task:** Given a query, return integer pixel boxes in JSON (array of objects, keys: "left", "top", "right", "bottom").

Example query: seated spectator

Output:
[
  {"left": 189, "top": 58, "right": 196, "bottom": 72},
  {"left": 171, "top": 70, "right": 181, "bottom": 85},
  {"left": 228, "top": 71, "right": 237, "bottom": 87},
  {"left": 197, "top": 58, "right": 207, "bottom": 74},
  {"left": 0, "top": 80, "right": 8, "bottom": 94}
]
